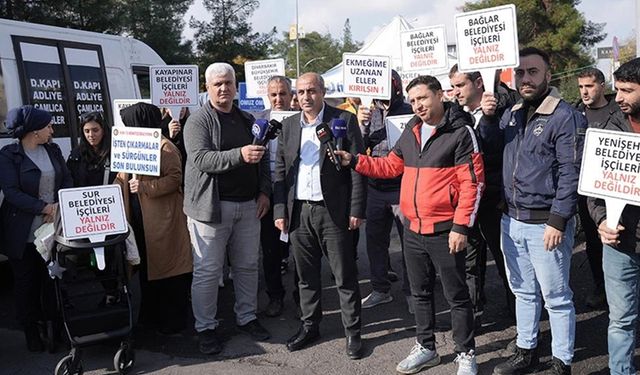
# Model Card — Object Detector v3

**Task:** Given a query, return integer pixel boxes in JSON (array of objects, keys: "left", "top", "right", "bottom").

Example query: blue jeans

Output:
[
  {"left": 501, "top": 215, "right": 575, "bottom": 364},
  {"left": 188, "top": 200, "right": 261, "bottom": 332},
  {"left": 603, "top": 244, "right": 640, "bottom": 375}
]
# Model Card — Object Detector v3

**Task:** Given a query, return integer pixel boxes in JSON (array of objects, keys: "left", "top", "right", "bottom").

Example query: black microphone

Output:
[
  {"left": 251, "top": 119, "right": 270, "bottom": 145},
  {"left": 316, "top": 123, "right": 341, "bottom": 171},
  {"left": 330, "top": 118, "right": 347, "bottom": 151}
]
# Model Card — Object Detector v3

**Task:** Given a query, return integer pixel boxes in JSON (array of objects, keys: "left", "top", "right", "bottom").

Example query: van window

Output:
[
  {"left": 12, "top": 36, "right": 111, "bottom": 148},
  {"left": 133, "top": 66, "right": 151, "bottom": 99}
]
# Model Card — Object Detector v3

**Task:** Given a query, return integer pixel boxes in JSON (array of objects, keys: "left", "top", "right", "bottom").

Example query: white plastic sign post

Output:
[
  {"left": 113, "top": 99, "right": 151, "bottom": 127},
  {"left": 400, "top": 25, "right": 449, "bottom": 73},
  {"left": 342, "top": 53, "right": 391, "bottom": 105},
  {"left": 454, "top": 4, "right": 519, "bottom": 93},
  {"left": 578, "top": 128, "right": 640, "bottom": 229},
  {"left": 244, "top": 59, "right": 286, "bottom": 100},
  {"left": 385, "top": 114, "right": 414, "bottom": 150},
  {"left": 110, "top": 126, "right": 162, "bottom": 177},
  {"left": 58, "top": 185, "right": 128, "bottom": 270},
  {"left": 150, "top": 65, "right": 199, "bottom": 119}
]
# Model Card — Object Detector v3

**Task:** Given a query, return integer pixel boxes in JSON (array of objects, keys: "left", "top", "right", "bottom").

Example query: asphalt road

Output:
[{"left": 0, "top": 226, "right": 634, "bottom": 374}]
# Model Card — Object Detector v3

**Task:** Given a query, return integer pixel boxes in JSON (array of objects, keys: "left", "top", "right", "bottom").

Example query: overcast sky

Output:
[{"left": 184, "top": 0, "right": 635, "bottom": 49}]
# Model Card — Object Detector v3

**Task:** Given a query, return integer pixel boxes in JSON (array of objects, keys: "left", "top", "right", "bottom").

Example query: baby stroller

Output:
[{"left": 52, "top": 231, "right": 134, "bottom": 375}]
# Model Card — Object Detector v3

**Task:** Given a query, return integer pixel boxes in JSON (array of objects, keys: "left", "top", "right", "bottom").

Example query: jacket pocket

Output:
[{"left": 448, "top": 184, "right": 459, "bottom": 209}]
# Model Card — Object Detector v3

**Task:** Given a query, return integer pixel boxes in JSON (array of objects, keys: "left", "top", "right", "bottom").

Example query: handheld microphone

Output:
[
  {"left": 330, "top": 118, "right": 347, "bottom": 151},
  {"left": 316, "top": 123, "right": 341, "bottom": 171},
  {"left": 252, "top": 119, "right": 270, "bottom": 145}
]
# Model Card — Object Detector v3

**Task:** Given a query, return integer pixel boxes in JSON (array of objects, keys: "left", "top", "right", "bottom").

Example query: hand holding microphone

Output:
[
  {"left": 242, "top": 119, "right": 268, "bottom": 164},
  {"left": 315, "top": 123, "right": 341, "bottom": 171}
]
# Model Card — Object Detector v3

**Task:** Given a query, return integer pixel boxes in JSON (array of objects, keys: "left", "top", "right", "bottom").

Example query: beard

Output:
[
  {"left": 519, "top": 80, "right": 549, "bottom": 102},
  {"left": 620, "top": 100, "right": 640, "bottom": 117}
]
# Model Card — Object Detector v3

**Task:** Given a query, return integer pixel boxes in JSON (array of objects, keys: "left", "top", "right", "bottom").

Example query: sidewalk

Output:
[{"left": 0, "top": 230, "right": 619, "bottom": 374}]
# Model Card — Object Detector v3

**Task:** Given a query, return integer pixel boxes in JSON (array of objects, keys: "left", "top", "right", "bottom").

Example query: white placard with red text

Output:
[
  {"left": 342, "top": 53, "right": 391, "bottom": 101},
  {"left": 150, "top": 65, "right": 199, "bottom": 107},
  {"left": 400, "top": 25, "right": 449, "bottom": 73},
  {"left": 113, "top": 99, "right": 151, "bottom": 128},
  {"left": 58, "top": 185, "right": 128, "bottom": 240},
  {"left": 245, "top": 59, "right": 286, "bottom": 98},
  {"left": 579, "top": 128, "right": 640, "bottom": 229},
  {"left": 454, "top": 4, "right": 519, "bottom": 72}
]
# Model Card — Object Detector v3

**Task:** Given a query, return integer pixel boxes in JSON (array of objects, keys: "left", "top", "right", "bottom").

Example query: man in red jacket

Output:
[{"left": 336, "top": 75, "right": 484, "bottom": 375}]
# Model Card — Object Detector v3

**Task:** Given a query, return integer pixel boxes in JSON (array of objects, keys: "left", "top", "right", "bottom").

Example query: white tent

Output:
[{"left": 323, "top": 15, "right": 456, "bottom": 98}]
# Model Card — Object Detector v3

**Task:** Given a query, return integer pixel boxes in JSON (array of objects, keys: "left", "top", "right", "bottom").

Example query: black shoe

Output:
[
  {"left": 265, "top": 298, "right": 284, "bottom": 317},
  {"left": 198, "top": 329, "right": 222, "bottom": 355},
  {"left": 493, "top": 346, "right": 539, "bottom": 374},
  {"left": 346, "top": 334, "right": 362, "bottom": 359},
  {"left": 550, "top": 357, "right": 571, "bottom": 374},
  {"left": 24, "top": 324, "right": 44, "bottom": 352},
  {"left": 237, "top": 319, "right": 270, "bottom": 341},
  {"left": 286, "top": 326, "right": 320, "bottom": 352},
  {"left": 505, "top": 338, "right": 517, "bottom": 354}
]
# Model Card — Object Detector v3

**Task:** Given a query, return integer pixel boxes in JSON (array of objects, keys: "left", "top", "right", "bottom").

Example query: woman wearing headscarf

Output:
[
  {"left": 115, "top": 102, "right": 192, "bottom": 335},
  {"left": 0, "top": 105, "right": 73, "bottom": 351},
  {"left": 67, "top": 111, "right": 115, "bottom": 187}
]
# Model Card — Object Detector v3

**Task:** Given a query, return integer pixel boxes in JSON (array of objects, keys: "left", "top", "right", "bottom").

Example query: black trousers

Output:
[
  {"left": 577, "top": 195, "right": 604, "bottom": 287},
  {"left": 9, "top": 243, "right": 55, "bottom": 327},
  {"left": 465, "top": 199, "right": 514, "bottom": 313},
  {"left": 260, "top": 206, "right": 287, "bottom": 300},
  {"left": 404, "top": 228, "right": 475, "bottom": 353},
  {"left": 289, "top": 200, "right": 361, "bottom": 336}
]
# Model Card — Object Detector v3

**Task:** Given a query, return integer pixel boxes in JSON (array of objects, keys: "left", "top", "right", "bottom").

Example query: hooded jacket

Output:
[{"left": 354, "top": 101, "right": 484, "bottom": 235}]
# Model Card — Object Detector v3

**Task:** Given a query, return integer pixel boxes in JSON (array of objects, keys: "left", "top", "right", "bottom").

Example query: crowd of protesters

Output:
[{"left": 2, "top": 48, "right": 640, "bottom": 375}]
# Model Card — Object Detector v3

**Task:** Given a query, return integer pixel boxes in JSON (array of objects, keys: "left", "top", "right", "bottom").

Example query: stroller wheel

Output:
[
  {"left": 114, "top": 344, "right": 135, "bottom": 374},
  {"left": 54, "top": 354, "right": 83, "bottom": 375}
]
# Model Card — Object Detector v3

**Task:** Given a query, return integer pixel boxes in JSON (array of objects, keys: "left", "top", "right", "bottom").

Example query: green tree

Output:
[
  {"left": 463, "top": 0, "right": 606, "bottom": 94},
  {"left": 618, "top": 35, "right": 637, "bottom": 64},
  {"left": 341, "top": 18, "right": 361, "bottom": 53},
  {"left": 190, "top": 0, "right": 275, "bottom": 82},
  {"left": 271, "top": 30, "right": 345, "bottom": 77},
  {"left": 0, "top": 0, "right": 195, "bottom": 65}
]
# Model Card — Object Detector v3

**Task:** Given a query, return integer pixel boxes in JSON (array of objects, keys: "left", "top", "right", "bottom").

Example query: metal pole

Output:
[{"left": 296, "top": 0, "right": 300, "bottom": 77}]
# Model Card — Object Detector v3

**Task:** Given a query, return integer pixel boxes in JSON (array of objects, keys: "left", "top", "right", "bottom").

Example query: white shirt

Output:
[
  {"left": 464, "top": 105, "right": 483, "bottom": 128},
  {"left": 295, "top": 104, "right": 325, "bottom": 201}
]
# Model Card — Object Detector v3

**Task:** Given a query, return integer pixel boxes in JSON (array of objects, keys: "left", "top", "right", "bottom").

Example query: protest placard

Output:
[
  {"left": 58, "top": 185, "right": 128, "bottom": 240},
  {"left": 579, "top": 128, "right": 640, "bottom": 229},
  {"left": 343, "top": 53, "right": 391, "bottom": 107},
  {"left": 150, "top": 65, "right": 199, "bottom": 107},
  {"left": 110, "top": 126, "right": 162, "bottom": 177},
  {"left": 385, "top": 114, "right": 414, "bottom": 150},
  {"left": 113, "top": 99, "right": 151, "bottom": 127},
  {"left": 244, "top": 58, "right": 285, "bottom": 98},
  {"left": 400, "top": 25, "right": 448, "bottom": 73},
  {"left": 454, "top": 4, "right": 518, "bottom": 92},
  {"left": 238, "top": 82, "right": 266, "bottom": 112}
]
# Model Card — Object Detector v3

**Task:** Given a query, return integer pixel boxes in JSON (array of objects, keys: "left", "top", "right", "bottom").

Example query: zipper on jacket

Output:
[{"left": 414, "top": 151, "right": 422, "bottom": 234}]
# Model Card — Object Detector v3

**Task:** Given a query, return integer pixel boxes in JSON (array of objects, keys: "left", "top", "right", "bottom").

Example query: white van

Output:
[
  {"left": 0, "top": 19, "right": 165, "bottom": 265},
  {"left": 0, "top": 18, "right": 165, "bottom": 156}
]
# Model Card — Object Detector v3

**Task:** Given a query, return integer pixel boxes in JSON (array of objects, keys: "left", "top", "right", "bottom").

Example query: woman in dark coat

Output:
[
  {"left": 116, "top": 102, "right": 192, "bottom": 335},
  {"left": 67, "top": 111, "right": 115, "bottom": 187},
  {"left": 0, "top": 105, "right": 73, "bottom": 351}
]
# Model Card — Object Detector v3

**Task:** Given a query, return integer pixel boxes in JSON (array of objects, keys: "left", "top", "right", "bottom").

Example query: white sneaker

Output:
[
  {"left": 361, "top": 291, "right": 393, "bottom": 309},
  {"left": 455, "top": 350, "right": 478, "bottom": 375},
  {"left": 396, "top": 342, "right": 440, "bottom": 374}
]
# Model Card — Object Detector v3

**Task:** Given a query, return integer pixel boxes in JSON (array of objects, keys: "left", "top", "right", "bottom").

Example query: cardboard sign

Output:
[
  {"left": 244, "top": 59, "right": 285, "bottom": 98},
  {"left": 400, "top": 25, "right": 449, "bottom": 73},
  {"left": 385, "top": 114, "right": 414, "bottom": 150},
  {"left": 454, "top": 4, "right": 519, "bottom": 72},
  {"left": 578, "top": 128, "right": 640, "bottom": 229},
  {"left": 111, "top": 126, "right": 162, "bottom": 176},
  {"left": 113, "top": 99, "right": 151, "bottom": 127},
  {"left": 58, "top": 185, "right": 128, "bottom": 240},
  {"left": 150, "top": 65, "right": 199, "bottom": 107},
  {"left": 342, "top": 53, "right": 391, "bottom": 102}
]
